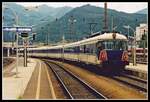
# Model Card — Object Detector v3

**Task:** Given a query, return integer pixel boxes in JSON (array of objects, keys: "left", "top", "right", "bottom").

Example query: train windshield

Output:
[{"left": 101, "top": 40, "right": 127, "bottom": 50}]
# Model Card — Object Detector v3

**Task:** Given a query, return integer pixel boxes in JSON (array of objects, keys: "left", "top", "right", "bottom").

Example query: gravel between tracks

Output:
[
  {"left": 51, "top": 60, "right": 146, "bottom": 99},
  {"left": 3, "top": 58, "right": 15, "bottom": 67},
  {"left": 45, "top": 62, "right": 68, "bottom": 99}
]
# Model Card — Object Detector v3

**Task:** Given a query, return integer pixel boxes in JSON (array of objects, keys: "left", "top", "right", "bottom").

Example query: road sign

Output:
[
  {"left": 29, "top": 40, "right": 33, "bottom": 45},
  {"left": 24, "top": 40, "right": 28, "bottom": 47},
  {"left": 3, "top": 26, "right": 32, "bottom": 32},
  {"left": 21, "top": 32, "right": 28, "bottom": 37}
]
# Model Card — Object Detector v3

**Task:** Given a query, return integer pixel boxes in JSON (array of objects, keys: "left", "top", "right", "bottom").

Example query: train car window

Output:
[
  {"left": 65, "top": 47, "right": 74, "bottom": 53},
  {"left": 84, "top": 44, "right": 94, "bottom": 54},
  {"left": 89, "top": 44, "right": 96, "bottom": 55},
  {"left": 79, "top": 45, "right": 83, "bottom": 53},
  {"left": 74, "top": 46, "right": 79, "bottom": 53},
  {"left": 83, "top": 45, "right": 86, "bottom": 53},
  {"left": 80, "top": 45, "right": 85, "bottom": 53}
]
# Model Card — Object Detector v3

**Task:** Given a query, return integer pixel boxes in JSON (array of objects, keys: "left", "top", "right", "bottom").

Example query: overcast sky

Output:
[{"left": 15, "top": 2, "right": 147, "bottom": 13}]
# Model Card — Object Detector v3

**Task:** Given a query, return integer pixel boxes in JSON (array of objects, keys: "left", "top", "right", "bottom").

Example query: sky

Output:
[{"left": 15, "top": 2, "right": 148, "bottom": 13}]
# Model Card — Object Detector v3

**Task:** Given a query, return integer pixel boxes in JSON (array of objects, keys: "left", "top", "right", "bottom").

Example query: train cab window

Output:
[{"left": 101, "top": 40, "right": 127, "bottom": 50}]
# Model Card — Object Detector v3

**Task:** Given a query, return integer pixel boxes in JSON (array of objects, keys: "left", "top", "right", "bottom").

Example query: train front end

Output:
[
  {"left": 97, "top": 33, "right": 129, "bottom": 73},
  {"left": 100, "top": 49, "right": 129, "bottom": 70}
]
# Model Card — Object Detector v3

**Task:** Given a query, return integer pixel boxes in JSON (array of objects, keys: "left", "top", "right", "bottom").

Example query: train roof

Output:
[
  {"left": 66, "top": 33, "right": 127, "bottom": 47},
  {"left": 28, "top": 32, "right": 127, "bottom": 51}
]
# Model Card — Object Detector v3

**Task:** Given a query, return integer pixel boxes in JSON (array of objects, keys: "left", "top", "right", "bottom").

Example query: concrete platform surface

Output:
[
  {"left": 2, "top": 58, "right": 38, "bottom": 100},
  {"left": 125, "top": 63, "right": 148, "bottom": 73}
]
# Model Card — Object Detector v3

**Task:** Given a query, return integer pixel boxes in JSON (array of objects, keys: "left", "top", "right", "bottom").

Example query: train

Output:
[
  {"left": 20, "top": 32, "right": 129, "bottom": 72},
  {"left": 128, "top": 48, "right": 148, "bottom": 56}
]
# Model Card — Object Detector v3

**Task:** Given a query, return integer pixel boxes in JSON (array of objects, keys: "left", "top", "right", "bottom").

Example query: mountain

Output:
[
  {"left": 32, "top": 5, "right": 72, "bottom": 19},
  {"left": 52, "top": 6, "right": 73, "bottom": 18},
  {"left": 135, "top": 8, "right": 148, "bottom": 14},
  {"left": 3, "top": 3, "right": 73, "bottom": 42},
  {"left": 34, "top": 4, "right": 147, "bottom": 43}
]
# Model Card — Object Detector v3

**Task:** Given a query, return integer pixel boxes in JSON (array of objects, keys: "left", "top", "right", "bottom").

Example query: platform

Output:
[
  {"left": 2, "top": 57, "right": 38, "bottom": 100},
  {"left": 125, "top": 63, "right": 148, "bottom": 79}
]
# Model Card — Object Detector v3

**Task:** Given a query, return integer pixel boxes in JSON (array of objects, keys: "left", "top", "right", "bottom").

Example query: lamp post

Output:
[
  {"left": 3, "top": 6, "right": 17, "bottom": 55},
  {"left": 3, "top": 4, "right": 19, "bottom": 77},
  {"left": 123, "top": 25, "right": 130, "bottom": 38},
  {"left": 129, "top": 26, "right": 136, "bottom": 66},
  {"left": 47, "top": 24, "right": 50, "bottom": 45},
  {"left": 123, "top": 25, "right": 136, "bottom": 66}
]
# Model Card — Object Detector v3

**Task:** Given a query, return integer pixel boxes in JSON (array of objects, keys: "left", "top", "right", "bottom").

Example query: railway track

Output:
[
  {"left": 112, "top": 73, "right": 147, "bottom": 92},
  {"left": 44, "top": 60, "right": 107, "bottom": 99},
  {"left": 3, "top": 58, "right": 15, "bottom": 67}
]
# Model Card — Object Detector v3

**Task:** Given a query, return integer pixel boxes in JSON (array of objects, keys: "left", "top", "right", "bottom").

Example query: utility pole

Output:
[
  {"left": 62, "top": 35, "right": 65, "bottom": 63},
  {"left": 88, "top": 22, "right": 97, "bottom": 35},
  {"left": 69, "top": 15, "right": 76, "bottom": 42},
  {"left": 123, "top": 25, "right": 136, "bottom": 65},
  {"left": 133, "top": 31, "right": 136, "bottom": 66},
  {"left": 103, "top": 2, "right": 108, "bottom": 32},
  {"left": 47, "top": 24, "right": 50, "bottom": 45},
  {"left": 143, "top": 30, "right": 146, "bottom": 60}
]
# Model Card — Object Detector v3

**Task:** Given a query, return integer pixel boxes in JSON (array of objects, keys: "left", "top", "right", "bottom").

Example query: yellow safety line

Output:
[
  {"left": 36, "top": 60, "right": 41, "bottom": 99},
  {"left": 45, "top": 63, "right": 56, "bottom": 99}
]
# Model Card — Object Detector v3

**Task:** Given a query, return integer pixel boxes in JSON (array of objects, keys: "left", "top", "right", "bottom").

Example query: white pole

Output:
[
  {"left": 7, "top": 48, "right": 10, "bottom": 57},
  {"left": 128, "top": 25, "right": 129, "bottom": 38},
  {"left": 133, "top": 31, "right": 136, "bottom": 66},
  {"left": 129, "top": 26, "right": 136, "bottom": 66},
  {"left": 62, "top": 35, "right": 64, "bottom": 63},
  {"left": 16, "top": 31, "right": 18, "bottom": 77},
  {"left": 16, "top": 14, "right": 19, "bottom": 77},
  {"left": 3, "top": 5, "right": 19, "bottom": 77}
]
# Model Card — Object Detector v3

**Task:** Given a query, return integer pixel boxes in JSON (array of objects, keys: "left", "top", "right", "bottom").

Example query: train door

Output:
[{"left": 96, "top": 41, "right": 103, "bottom": 59}]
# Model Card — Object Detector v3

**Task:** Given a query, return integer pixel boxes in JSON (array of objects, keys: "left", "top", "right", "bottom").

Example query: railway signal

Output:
[
  {"left": 21, "top": 32, "right": 28, "bottom": 38},
  {"left": 68, "top": 15, "right": 77, "bottom": 41},
  {"left": 32, "top": 33, "right": 36, "bottom": 40},
  {"left": 33, "top": 34, "right": 35, "bottom": 40},
  {"left": 3, "top": 26, "right": 32, "bottom": 77},
  {"left": 88, "top": 22, "right": 97, "bottom": 35}
]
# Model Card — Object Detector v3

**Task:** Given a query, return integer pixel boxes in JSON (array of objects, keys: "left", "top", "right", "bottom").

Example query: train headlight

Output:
[
  {"left": 99, "top": 50, "right": 108, "bottom": 62},
  {"left": 112, "top": 33, "right": 116, "bottom": 39},
  {"left": 122, "top": 51, "right": 129, "bottom": 61}
]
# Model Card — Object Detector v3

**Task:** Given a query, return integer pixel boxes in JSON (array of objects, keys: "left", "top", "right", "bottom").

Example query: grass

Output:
[{"left": 17, "top": 95, "right": 22, "bottom": 99}]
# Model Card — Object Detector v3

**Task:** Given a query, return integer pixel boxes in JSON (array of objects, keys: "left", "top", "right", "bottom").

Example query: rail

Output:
[
  {"left": 112, "top": 74, "right": 147, "bottom": 92},
  {"left": 44, "top": 60, "right": 107, "bottom": 99}
]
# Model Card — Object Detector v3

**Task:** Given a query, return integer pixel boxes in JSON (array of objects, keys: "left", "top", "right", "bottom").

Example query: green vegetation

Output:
[
  {"left": 135, "top": 8, "right": 148, "bottom": 14},
  {"left": 3, "top": 3, "right": 147, "bottom": 44},
  {"left": 17, "top": 95, "right": 22, "bottom": 99},
  {"left": 35, "top": 4, "right": 147, "bottom": 43},
  {"left": 3, "top": 2, "right": 72, "bottom": 42}
]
